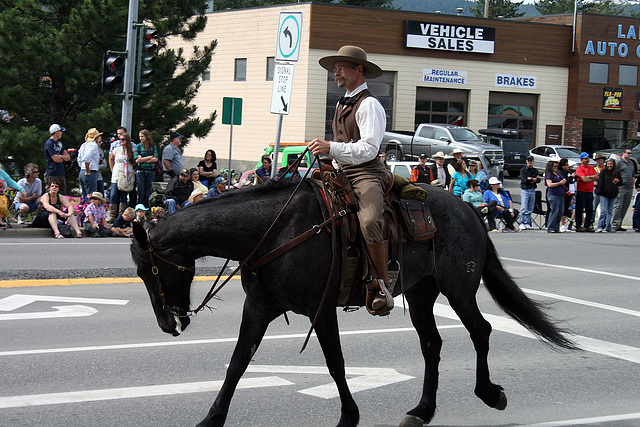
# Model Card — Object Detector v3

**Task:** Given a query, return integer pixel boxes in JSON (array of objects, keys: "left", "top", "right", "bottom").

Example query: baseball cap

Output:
[
  {"left": 419, "top": 153, "right": 427, "bottom": 159},
  {"left": 488, "top": 177, "right": 501, "bottom": 185},
  {"left": 170, "top": 131, "right": 184, "bottom": 140},
  {"left": 179, "top": 168, "right": 189, "bottom": 176},
  {"left": 579, "top": 152, "right": 590, "bottom": 159},
  {"left": 215, "top": 176, "right": 227, "bottom": 185},
  {"left": 526, "top": 155, "right": 534, "bottom": 161},
  {"left": 49, "top": 124, "right": 65, "bottom": 134}
]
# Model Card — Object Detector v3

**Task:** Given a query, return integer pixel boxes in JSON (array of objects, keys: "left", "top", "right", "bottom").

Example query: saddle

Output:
[{"left": 310, "top": 163, "right": 437, "bottom": 309}]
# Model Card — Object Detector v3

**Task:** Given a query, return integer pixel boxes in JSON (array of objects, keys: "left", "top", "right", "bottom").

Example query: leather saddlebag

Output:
[{"left": 394, "top": 199, "right": 436, "bottom": 241}]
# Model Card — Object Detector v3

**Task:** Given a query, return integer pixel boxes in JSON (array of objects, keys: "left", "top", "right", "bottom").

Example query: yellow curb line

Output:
[{"left": 0, "top": 275, "right": 240, "bottom": 288}]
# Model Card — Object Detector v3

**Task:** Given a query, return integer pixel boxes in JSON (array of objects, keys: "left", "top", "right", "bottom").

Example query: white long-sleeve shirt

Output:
[{"left": 328, "top": 82, "right": 386, "bottom": 166}]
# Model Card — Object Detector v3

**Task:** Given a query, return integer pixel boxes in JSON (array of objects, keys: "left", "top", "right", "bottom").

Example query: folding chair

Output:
[{"left": 531, "top": 190, "right": 547, "bottom": 229}]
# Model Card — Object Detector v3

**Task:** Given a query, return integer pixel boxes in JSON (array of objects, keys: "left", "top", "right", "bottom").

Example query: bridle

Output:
[{"left": 143, "top": 230, "right": 196, "bottom": 316}]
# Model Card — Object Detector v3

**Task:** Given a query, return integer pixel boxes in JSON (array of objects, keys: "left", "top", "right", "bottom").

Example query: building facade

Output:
[{"left": 168, "top": 4, "right": 639, "bottom": 169}]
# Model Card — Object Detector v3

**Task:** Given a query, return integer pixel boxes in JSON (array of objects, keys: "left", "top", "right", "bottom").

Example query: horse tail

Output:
[{"left": 481, "top": 238, "right": 577, "bottom": 350}]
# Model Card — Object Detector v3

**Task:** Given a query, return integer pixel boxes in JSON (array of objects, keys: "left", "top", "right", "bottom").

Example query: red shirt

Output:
[{"left": 576, "top": 164, "right": 597, "bottom": 193}]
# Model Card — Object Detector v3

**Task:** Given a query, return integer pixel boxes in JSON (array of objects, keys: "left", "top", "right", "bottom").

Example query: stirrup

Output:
[{"left": 365, "top": 278, "right": 394, "bottom": 316}]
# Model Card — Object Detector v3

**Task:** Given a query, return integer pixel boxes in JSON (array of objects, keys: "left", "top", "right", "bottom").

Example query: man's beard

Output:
[{"left": 335, "top": 77, "right": 345, "bottom": 88}]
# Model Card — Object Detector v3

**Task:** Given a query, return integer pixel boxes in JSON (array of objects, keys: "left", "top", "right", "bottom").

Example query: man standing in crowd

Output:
[
  {"left": 590, "top": 154, "right": 606, "bottom": 229},
  {"left": 611, "top": 148, "right": 637, "bottom": 231},
  {"left": 575, "top": 152, "right": 598, "bottom": 232},
  {"left": 429, "top": 151, "right": 450, "bottom": 189},
  {"left": 109, "top": 126, "right": 127, "bottom": 162},
  {"left": 44, "top": 124, "right": 70, "bottom": 194},
  {"left": 309, "top": 45, "right": 393, "bottom": 316},
  {"left": 13, "top": 163, "right": 42, "bottom": 224},
  {"left": 164, "top": 168, "right": 193, "bottom": 213},
  {"left": 163, "top": 132, "right": 185, "bottom": 181},
  {"left": 410, "top": 153, "right": 433, "bottom": 183},
  {"left": 519, "top": 155, "right": 540, "bottom": 230},
  {"left": 77, "top": 128, "right": 103, "bottom": 203}
]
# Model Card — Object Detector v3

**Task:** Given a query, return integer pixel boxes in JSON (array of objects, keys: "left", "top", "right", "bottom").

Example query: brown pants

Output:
[{"left": 343, "top": 159, "right": 387, "bottom": 244}]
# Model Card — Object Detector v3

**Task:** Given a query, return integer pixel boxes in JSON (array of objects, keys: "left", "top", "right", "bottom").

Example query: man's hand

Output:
[{"left": 309, "top": 139, "right": 331, "bottom": 156}]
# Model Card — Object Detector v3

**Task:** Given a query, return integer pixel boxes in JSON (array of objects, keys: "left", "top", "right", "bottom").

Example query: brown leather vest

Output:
[{"left": 332, "top": 89, "right": 375, "bottom": 143}]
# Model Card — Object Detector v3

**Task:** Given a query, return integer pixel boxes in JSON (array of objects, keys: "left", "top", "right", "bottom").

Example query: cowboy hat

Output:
[
  {"left": 452, "top": 148, "right": 464, "bottom": 154},
  {"left": 85, "top": 128, "right": 103, "bottom": 142},
  {"left": 188, "top": 187, "right": 205, "bottom": 203},
  {"left": 319, "top": 45, "right": 383, "bottom": 78},
  {"left": 89, "top": 191, "right": 106, "bottom": 204},
  {"left": 432, "top": 151, "right": 445, "bottom": 159}
]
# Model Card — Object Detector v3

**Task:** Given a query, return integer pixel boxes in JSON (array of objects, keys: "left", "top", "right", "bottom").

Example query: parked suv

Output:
[{"left": 478, "top": 129, "right": 530, "bottom": 177}]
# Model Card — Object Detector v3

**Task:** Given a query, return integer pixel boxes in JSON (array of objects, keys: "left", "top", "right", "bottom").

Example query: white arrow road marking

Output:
[
  {"left": 244, "top": 365, "right": 414, "bottom": 399},
  {"left": 0, "top": 376, "right": 293, "bottom": 409},
  {"left": 0, "top": 305, "right": 97, "bottom": 320},
  {"left": 0, "top": 294, "right": 128, "bottom": 311},
  {"left": 430, "top": 302, "right": 640, "bottom": 365}
]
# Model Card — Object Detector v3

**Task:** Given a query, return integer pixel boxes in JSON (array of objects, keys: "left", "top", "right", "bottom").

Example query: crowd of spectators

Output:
[{"left": 0, "top": 124, "right": 638, "bottom": 237}]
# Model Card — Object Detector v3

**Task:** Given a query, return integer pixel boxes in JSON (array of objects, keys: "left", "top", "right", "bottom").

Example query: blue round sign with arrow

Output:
[{"left": 276, "top": 12, "right": 302, "bottom": 62}]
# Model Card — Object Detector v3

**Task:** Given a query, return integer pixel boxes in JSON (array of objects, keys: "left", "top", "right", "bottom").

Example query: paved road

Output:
[{"left": 1, "top": 233, "right": 638, "bottom": 426}]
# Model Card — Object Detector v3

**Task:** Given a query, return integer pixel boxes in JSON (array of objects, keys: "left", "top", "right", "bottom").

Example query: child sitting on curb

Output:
[
  {"left": 111, "top": 207, "right": 135, "bottom": 237},
  {"left": 83, "top": 192, "right": 111, "bottom": 237}
]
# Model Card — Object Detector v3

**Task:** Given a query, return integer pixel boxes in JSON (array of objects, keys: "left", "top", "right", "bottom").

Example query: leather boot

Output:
[
  {"left": 365, "top": 241, "right": 394, "bottom": 316},
  {"left": 119, "top": 202, "right": 128, "bottom": 215},
  {"left": 106, "top": 203, "right": 118, "bottom": 223}
]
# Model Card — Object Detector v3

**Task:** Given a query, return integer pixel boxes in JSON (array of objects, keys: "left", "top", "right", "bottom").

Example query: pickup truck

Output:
[{"left": 381, "top": 123, "right": 504, "bottom": 165}]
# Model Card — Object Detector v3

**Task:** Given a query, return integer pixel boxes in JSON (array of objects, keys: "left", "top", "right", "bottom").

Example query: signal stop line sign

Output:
[{"left": 270, "top": 63, "right": 294, "bottom": 115}]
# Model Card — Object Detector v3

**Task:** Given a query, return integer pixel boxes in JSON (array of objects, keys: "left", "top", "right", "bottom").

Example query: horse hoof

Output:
[
  {"left": 493, "top": 390, "right": 508, "bottom": 410},
  {"left": 400, "top": 414, "right": 426, "bottom": 427}
]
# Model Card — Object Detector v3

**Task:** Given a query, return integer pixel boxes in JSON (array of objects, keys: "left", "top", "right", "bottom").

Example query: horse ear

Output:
[{"left": 132, "top": 221, "right": 148, "bottom": 249}]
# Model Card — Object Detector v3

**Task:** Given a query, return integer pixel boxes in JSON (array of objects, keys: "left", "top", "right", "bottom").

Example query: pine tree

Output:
[
  {"left": 470, "top": 0, "right": 525, "bottom": 18},
  {"left": 0, "top": 0, "right": 216, "bottom": 183},
  {"left": 535, "top": 0, "right": 629, "bottom": 16}
]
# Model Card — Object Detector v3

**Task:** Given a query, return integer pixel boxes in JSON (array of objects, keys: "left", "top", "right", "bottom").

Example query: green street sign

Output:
[{"left": 222, "top": 97, "right": 243, "bottom": 125}]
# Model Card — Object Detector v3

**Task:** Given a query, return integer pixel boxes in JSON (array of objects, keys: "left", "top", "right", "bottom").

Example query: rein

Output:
[{"left": 144, "top": 148, "right": 344, "bottom": 353}]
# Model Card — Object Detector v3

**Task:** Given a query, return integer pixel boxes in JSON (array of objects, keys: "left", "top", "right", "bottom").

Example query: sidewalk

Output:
[{"left": 0, "top": 224, "right": 67, "bottom": 238}]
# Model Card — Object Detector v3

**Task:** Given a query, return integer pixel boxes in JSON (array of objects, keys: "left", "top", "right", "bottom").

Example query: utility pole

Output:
[
  {"left": 484, "top": 0, "right": 490, "bottom": 18},
  {"left": 121, "top": 0, "right": 139, "bottom": 133}
]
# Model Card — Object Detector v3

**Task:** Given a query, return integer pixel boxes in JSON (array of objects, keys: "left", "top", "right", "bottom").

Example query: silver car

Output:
[{"left": 529, "top": 145, "right": 595, "bottom": 171}]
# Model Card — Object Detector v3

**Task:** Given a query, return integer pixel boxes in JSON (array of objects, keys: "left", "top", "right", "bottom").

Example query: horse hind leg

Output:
[
  {"left": 312, "top": 309, "right": 359, "bottom": 427},
  {"left": 448, "top": 295, "right": 507, "bottom": 411},
  {"left": 400, "top": 278, "right": 442, "bottom": 427}
]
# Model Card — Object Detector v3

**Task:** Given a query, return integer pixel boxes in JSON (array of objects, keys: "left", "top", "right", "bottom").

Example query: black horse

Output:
[{"left": 131, "top": 179, "right": 575, "bottom": 427}]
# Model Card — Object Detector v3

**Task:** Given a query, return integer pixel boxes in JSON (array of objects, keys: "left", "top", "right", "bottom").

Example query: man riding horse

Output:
[{"left": 309, "top": 45, "right": 393, "bottom": 316}]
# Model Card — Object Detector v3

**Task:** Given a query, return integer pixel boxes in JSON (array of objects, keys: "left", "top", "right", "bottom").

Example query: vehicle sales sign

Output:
[{"left": 406, "top": 21, "right": 495, "bottom": 54}]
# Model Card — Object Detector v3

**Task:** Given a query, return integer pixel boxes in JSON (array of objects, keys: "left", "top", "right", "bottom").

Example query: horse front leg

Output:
[
  {"left": 197, "top": 297, "right": 282, "bottom": 427},
  {"left": 400, "top": 279, "right": 441, "bottom": 427},
  {"left": 312, "top": 309, "right": 359, "bottom": 427}
]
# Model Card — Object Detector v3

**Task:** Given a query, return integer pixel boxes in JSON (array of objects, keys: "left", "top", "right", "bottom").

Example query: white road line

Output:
[
  {"left": 522, "top": 288, "right": 640, "bottom": 318},
  {"left": 502, "top": 257, "right": 640, "bottom": 282},
  {"left": 0, "top": 325, "right": 463, "bottom": 357},
  {"left": 0, "top": 376, "right": 293, "bottom": 409},
  {"left": 519, "top": 411, "right": 640, "bottom": 426},
  {"left": 432, "top": 303, "right": 640, "bottom": 365}
]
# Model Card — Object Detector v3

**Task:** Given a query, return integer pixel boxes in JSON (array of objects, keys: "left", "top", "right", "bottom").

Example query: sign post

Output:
[
  {"left": 270, "top": 12, "right": 302, "bottom": 178},
  {"left": 222, "top": 97, "right": 243, "bottom": 187}
]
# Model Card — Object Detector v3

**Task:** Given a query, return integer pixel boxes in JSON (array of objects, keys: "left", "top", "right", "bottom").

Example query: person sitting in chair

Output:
[{"left": 484, "top": 177, "right": 519, "bottom": 232}]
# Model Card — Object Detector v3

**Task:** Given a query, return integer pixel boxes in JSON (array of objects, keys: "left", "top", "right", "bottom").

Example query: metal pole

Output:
[
  {"left": 572, "top": 0, "right": 577, "bottom": 53},
  {"left": 121, "top": 0, "right": 139, "bottom": 132},
  {"left": 271, "top": 114, "right": 283, "bottom": 178},
  {"left": 228, "top": 99, "right": 234, "bottom": 188}
]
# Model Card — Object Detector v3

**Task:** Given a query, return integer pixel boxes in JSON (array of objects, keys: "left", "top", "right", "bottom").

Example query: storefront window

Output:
[
  {"left": 619, "top": 65, "right": 638, "bottom": 86},
  {"left": 589, "top": 63, "right": 609, "bottom": 84},
  {"left": 487, "top": 92, "right": 538, "bottom": 143},
  {"left": 325, "top": 71, "right": 395, "bottom": 140},
  {"left": 414, "top": 87, "right": 468, "bottom": 128},
  {"left": 582, "top": 119, "right": 627, "bottom": 153}
]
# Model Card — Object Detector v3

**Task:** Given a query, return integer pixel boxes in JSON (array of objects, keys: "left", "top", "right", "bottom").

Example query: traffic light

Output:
[
  {"left": 102, "top": 53, "right": 125, "bottom": 94},
  {"left": 136, "top": 27, "right": 158, "bottom": 94}
]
